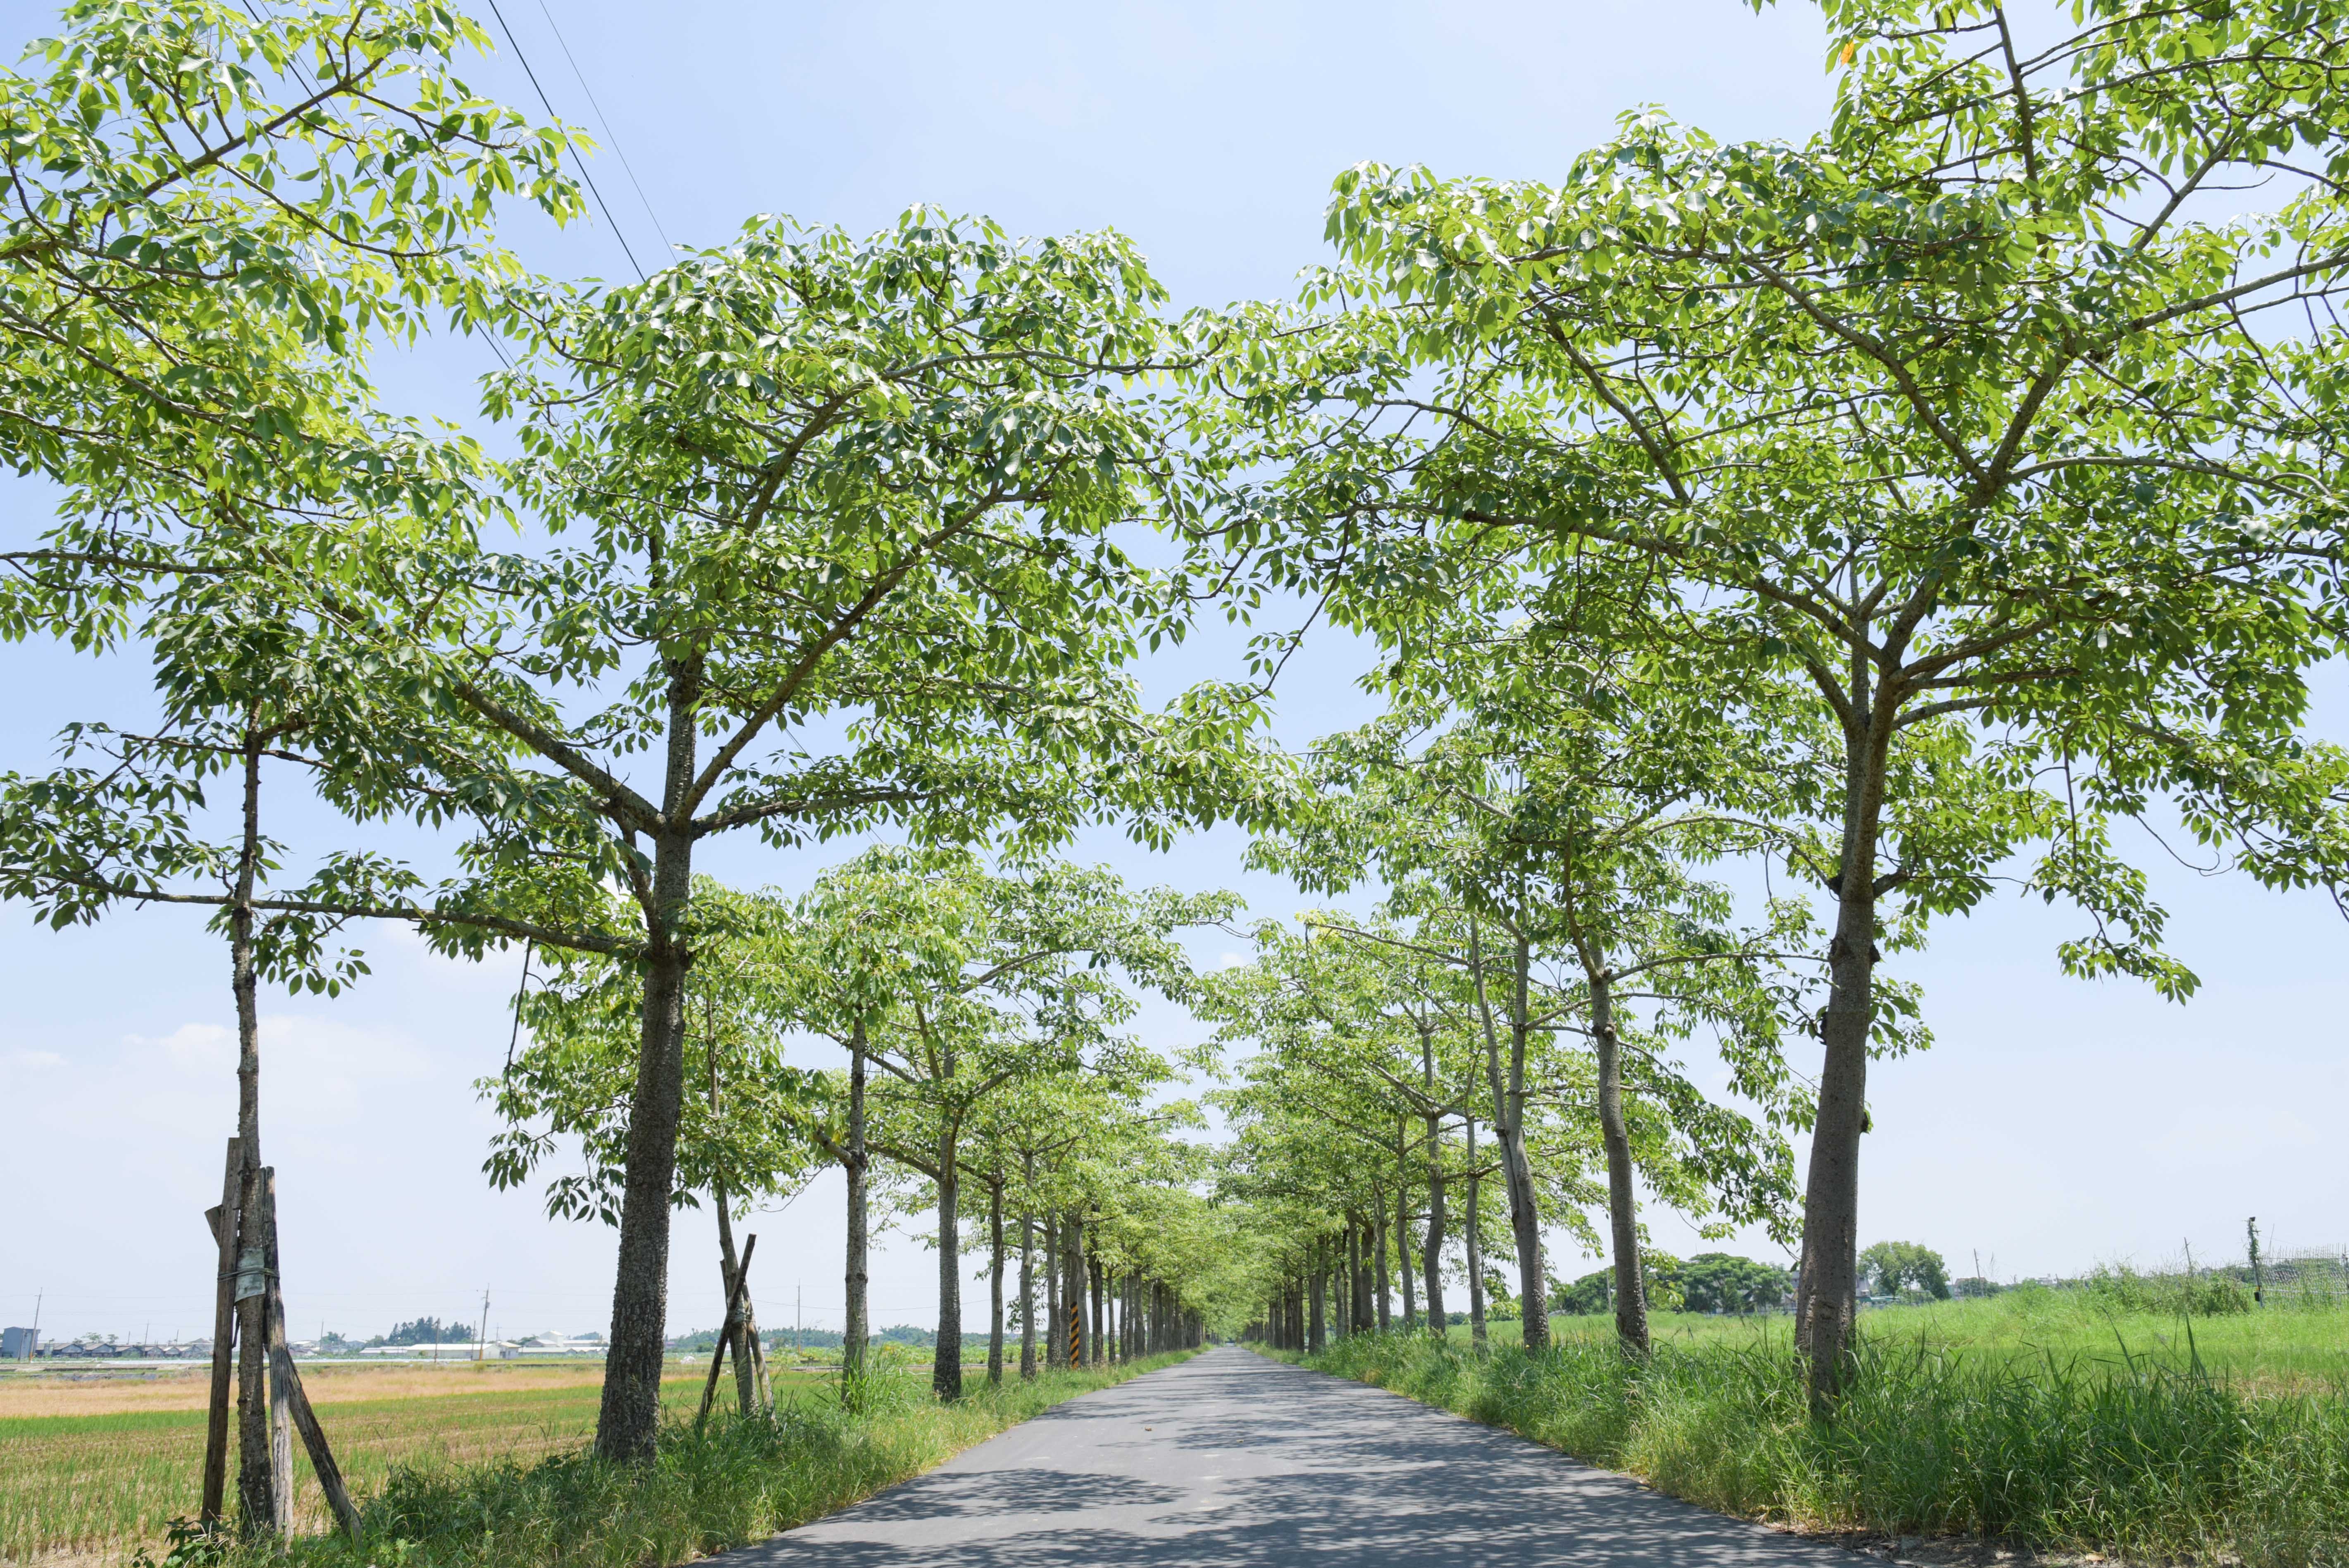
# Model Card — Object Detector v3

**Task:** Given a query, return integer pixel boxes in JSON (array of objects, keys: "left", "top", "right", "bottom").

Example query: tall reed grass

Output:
[{"left": 1302, "top": 1332, "right": 2349, "bottom": 1566}]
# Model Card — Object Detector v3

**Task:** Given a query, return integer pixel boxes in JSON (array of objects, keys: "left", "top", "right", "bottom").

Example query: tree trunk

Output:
[
  {"left": 1374, "top": 1202, "right": 1391, "bottom": 1332},
  {"left": 1793, "top": 689, "right": 1890, "bottom": 1410},
  {"left": 1350, "top": 1218, "right": 1370, "bottom": 1332},
  {"left": 842, "top": 1020, "right": 870, "bottom": 1393},
  {"left": 1395, "top": 1125, "right": 1417, "bottom": 1330},
  {"left": 1308, "top": 1243, "right": 1326, "bottom": 1353},
  {"left": 1043, "top": 1212, "right": 1060, "bottom": 1374},
  {"left": 1591, "top": 970, "right": 1650, "bottom": 1358},
  {"left": 1471, "top": 921, "right": 1547, "bottom": 1351},
  {"left": 1421, "top": 1094, "right": 1447, "bottom": 1331},
  {"left": 1018, "top": 1156, "right": 1037, "bottom": 1379},
  {"left": 1464, "top": 1139, "right": 1488, "bottom": 1349},
  {"left": 1090, "top": 1256, "right": 1105, "bottom": 1367},
  {"left": 987, "top": 1181, "right": 1005, "bottom": 1386},
  {"left": 228, "top": 729, "right": 277, "bottom": 1536},
  {"left": 594, "top": 830, "right": 694, "bottom": 1462},
  {"left": 933, "top": 1126, "right": 962, "bottom": 1401},
  {"left": 596, "top": 660, "right": 704, "bottom": 1463}
]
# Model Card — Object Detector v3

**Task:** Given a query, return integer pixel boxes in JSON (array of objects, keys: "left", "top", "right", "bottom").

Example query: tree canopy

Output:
[{"left": 2, "top": 0, "right": 2344, "bottom": 1481}]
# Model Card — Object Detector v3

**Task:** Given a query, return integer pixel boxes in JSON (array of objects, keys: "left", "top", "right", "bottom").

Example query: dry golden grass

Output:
[
  {"left": 0, "top": 1363, "right": 617, "bottom": 1420},
  {"left": 0, "top": 1363, "right": 843, "bottom": 1563}
]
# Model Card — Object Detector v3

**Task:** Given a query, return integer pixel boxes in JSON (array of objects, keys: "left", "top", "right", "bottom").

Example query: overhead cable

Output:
[
  {"left": 532, "top": 0, "right": 674, "bottom": 257},
  {"left": 481, "top": 0, "right": 647, "bottom": 282}
]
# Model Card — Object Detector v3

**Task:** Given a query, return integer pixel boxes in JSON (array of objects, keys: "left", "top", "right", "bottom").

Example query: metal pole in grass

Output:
[{"left": 2248, "top": 1218, "right": 2265, "bottom": 1305}]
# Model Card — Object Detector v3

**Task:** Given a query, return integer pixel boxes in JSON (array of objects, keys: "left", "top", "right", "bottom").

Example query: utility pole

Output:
[
  {"left": 28, "top": 1291, "right": 40, "bottom": 1360},
  {"left": 795, "top": 1286, "right": 802, "bottom": 1354},
  {"left": 2247, "top": 1218, "right": 2265, "bottom": 1306},
  {"left": 477, "top": 1289, "right": 491, "bottom": 1362}
]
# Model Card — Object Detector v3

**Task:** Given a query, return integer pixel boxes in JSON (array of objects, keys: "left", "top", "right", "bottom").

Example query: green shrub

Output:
[{"left": 2085, "top": 1265, "right": 2254, "bottom": 1318}]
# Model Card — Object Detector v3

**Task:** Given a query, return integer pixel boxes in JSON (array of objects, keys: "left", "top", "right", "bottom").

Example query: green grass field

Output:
[
  {"left": 1305, "top": 1293, "right": 2349, "bottom": 1566},
  {"left": 1462, "top": 1289, "right": 2349, "bottom": 1390}
]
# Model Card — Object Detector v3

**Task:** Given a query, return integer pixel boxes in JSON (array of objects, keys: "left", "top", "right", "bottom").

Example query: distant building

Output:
[
  {"left": 508, "top": 1333, "right": 605, "bottom": 1357},
  {"left": 2, "top": 1327, "right": 35, "bottom": 1360}
]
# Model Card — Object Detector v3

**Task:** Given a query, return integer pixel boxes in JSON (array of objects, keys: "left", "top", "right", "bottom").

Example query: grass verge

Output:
[
  {"left": 149, "top": 1355, "right": 1194, "bottom": 1568},
  {"left": 1291, "top": 1332, "right": 2349, "bottom": 1566}
]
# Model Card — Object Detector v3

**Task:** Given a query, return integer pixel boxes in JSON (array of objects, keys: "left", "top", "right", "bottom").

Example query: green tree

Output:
[
  {"left": 481, "top": 879, "right": 822, "bottom": 1415},
  {"left": 1678, "top": 1253, "right": 1793, "bottom": 1315},
  {"left": 853, "top": 860, "right": 1223, "bottom": 1399},
  {"left": 1206, "top": 0, "right": 2349, "bottom": 1402},
  {"left": 1202, "top": 911, "right": 1492, "bottom": 1336},
  {"left": 351, "top": 213, "right": 1264, "bottom": 1457},
  {"left": 0, "top": 0, "right": 582, "bottom": 648},
  {"left": 777, "top": 848, "right": 1230, "bottom": 1399},
  {"left": 0, "top": 555, "right": 497, "bottom": 1534},
  {"left": 1860, "top": 1241, "right": 1951, "bottom": 1301},
  {"left": 1264, "top": 597, "right": 1831, "bottom": 1356}
]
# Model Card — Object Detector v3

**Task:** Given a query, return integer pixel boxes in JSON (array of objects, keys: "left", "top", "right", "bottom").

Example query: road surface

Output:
[{"left": 715, "top": 1345, "right": 1865, "bottom": 1566}]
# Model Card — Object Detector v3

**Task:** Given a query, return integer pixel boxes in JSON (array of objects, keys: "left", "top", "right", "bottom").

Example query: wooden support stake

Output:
[
  {"left": 696, "top": 1233, "right": 757, "bottom": 1430},
  {"left": 251, "top": 1173, "right": 293, "bottom": 1533},
  {"left": 254, "top": 1171, "right": 361, "bottom": 1539},
  {"left": 200, "top": 1137, "right": 242, "bottom": 1529}
]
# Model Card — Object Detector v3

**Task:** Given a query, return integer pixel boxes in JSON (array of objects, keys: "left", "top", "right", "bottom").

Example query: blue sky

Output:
[{"left": 4, "top": 0, "right": 2344, "bottom": 1347}]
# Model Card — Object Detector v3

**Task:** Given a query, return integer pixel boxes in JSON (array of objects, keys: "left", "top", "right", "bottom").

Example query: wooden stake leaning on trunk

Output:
[
  {"left": 200, "top": 1137, "right": 242, "bottom": 1530},
  {"left": 696, "top": 1233, "right": 758, "bottom": 1430},
  {"left": 256, "top": 1170, "right": 362, "bottom": 1539}
]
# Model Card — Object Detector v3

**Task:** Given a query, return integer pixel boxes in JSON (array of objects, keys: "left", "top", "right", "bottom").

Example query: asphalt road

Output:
[{"left": 715, "top": 1344, "right": 1867, "bottom": 1567}]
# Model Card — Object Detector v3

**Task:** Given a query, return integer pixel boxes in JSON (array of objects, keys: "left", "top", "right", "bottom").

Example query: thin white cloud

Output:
[{"left": 127, "top": 1021, "right": 234, "bottom": 1074}]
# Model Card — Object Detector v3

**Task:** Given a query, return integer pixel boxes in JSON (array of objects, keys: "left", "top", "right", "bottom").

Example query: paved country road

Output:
[{"left": 715, "top": 1345, "right": 1867, "bottom": 1566}]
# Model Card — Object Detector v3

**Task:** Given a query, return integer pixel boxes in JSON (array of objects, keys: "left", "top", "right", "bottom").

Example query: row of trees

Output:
[
  {"left": 488, "top": 848, "right": 1236, "bottom": 1406},
  {"left": 1187, "top": 0, "right": 2349, "bottom": 1405},
  {"left": 3, "top": 1, "right": 2347, "bottom": 1532}
]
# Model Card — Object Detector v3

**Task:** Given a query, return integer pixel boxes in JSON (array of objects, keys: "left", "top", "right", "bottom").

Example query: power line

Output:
[
  {"left": 532, "top": 0, "right": 673, "bottom": 257},
  {"left": 481, "top": 0, "right": 646, "bottom": 282}
]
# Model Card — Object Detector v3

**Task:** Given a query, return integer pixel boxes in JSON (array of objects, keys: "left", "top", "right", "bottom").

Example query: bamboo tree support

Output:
[
  {"left": 257, "top": 1171, "right": 361, "bottom": 1539},
  {"left": 200, "top": 1137, "right": 242, "bottom": 1529},
  {"left": 697, "top": 1234, "right": 758, "bottom": 1429}
]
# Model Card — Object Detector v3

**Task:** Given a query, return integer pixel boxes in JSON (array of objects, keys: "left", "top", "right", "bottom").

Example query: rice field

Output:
[{"left": 0, "top": 1360, "right": 831, "bottom": 1563}]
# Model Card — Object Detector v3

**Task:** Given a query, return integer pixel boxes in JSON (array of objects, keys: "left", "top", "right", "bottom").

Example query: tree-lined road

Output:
[{"left": 720, "top": 1348, "right": 1865, "bottom": 1566}]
